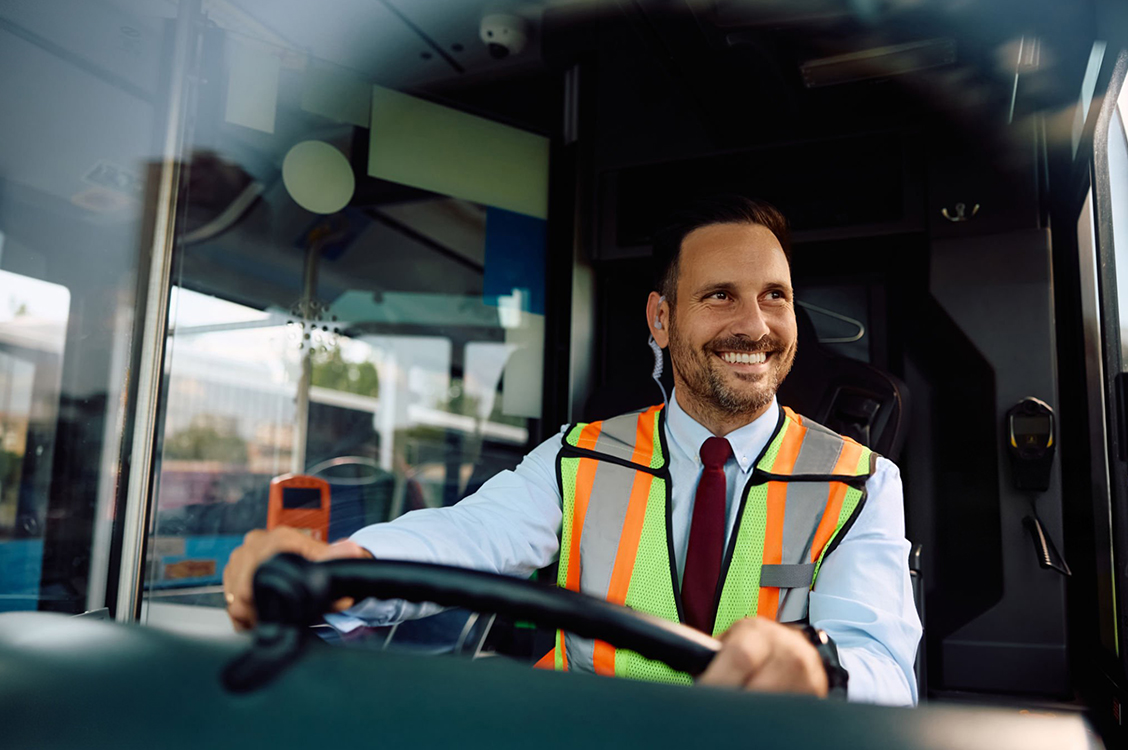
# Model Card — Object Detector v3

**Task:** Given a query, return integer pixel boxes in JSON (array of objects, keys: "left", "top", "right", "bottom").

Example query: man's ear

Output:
[{"left": 646, "top": 291, "right": 669, "bottom": 348}]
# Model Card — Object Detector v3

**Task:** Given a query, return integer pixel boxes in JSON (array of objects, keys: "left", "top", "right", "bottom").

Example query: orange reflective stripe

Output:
[
  {"left": 534, "top": 648, "right": 556, "bottom": 670},
  {"left": 595, "top": 486, "right": 648, "bottom": 675},
  {"left": 756, "top": 486, "right": 787, "bottom": 620},
  {"left": 558, "top": 629, "right": 569, "bottom": 670},
  {"left": 593, "top": 410, "right": 659, "bottom": 676},
  {"left": 757, "top": 420, "right": 806, "bottom": 620},
  {"left": 609, "top": 436, "right": 656, "bottom": 603},
  {"left": 592, "top": 640, "right": 615, "bottom": 676},
  {"left": 809, "top": 440, "right": 865, "bottom": 563},
  {"left": 576, "top": 420, "right": 602, "bottom": 451},
  {"left": 564, "top": 423, "right": 602, "bottom": 593},
  {"left": 565, "top": 457, "right": 598, "bottom": 592}
]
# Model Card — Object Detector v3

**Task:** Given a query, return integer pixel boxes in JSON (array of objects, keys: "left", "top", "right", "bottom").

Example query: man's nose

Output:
[{"left": 732, "top": 300, "right": 771, "bottom": 341}]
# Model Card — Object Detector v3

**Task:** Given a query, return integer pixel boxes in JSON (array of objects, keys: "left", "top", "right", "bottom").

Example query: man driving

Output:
[{"left": 223, "top": 195, "right": 922, "bottom": 705}]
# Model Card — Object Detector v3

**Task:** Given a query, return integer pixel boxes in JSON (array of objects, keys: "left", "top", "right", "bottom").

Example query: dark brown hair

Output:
[{"left": 652, "top": 195, "right": 791, "bottom": 304}]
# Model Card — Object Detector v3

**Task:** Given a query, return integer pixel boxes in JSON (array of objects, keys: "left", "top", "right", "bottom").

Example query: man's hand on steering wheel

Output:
[
  {"left": 698, "top": 617, "right": 829, "bottom": 698},
  {"left": 222, "top": 527, "right": 372, "bottom": 631},
  {"left": 228, "top": 543, "right": 828, "bottom": 698}
]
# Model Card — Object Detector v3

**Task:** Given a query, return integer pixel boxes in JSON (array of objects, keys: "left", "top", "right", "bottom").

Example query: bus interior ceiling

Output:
[{"left": 2, "top": 0, "right": 1127, "bottom": 729}]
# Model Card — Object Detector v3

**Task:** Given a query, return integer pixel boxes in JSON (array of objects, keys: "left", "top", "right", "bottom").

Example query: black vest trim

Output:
[{"left": 557, "top": 445, "right": 666, "bottom": 476}]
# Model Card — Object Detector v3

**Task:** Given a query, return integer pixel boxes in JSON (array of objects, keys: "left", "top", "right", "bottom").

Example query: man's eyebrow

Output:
[
  {"left": 764, "top": 281, "right": 793, "bottom": 296},
  {"left": 693, "top": 281, "right": 738, "bottom": 296}
]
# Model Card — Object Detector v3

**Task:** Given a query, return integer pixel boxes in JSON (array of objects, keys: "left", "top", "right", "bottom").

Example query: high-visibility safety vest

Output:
[{"left": 540, "top": 403, "right": 876, "bottom": 685}]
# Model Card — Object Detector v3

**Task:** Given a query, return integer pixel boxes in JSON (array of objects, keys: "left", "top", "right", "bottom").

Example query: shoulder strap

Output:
[
  {"left": 753, "top": 406, "right": 877, "bottom": 485},
  {"left": 560, "top": 404, "right": 667, "bottom": 473}
]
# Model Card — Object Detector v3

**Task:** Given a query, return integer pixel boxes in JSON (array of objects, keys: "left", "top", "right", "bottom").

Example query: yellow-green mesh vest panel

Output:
[
  {"left": 712, "top": 418, "right": 791, "bottom": 636},
  {"left": 555, "top": 454, "right": 581, "bottom": 671},
  {"left": 616, "top": 475, "right": 691, "bottom": 685}
]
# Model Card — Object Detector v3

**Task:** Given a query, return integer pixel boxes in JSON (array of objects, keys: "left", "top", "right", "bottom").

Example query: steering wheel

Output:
[{"left": 227, "top": 553, "right": 721, "bottom": 691}]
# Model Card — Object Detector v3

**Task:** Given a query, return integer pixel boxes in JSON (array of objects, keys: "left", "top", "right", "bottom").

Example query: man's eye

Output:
[{"left": 709, "top": 291, "right": 729, "bottom": 300}]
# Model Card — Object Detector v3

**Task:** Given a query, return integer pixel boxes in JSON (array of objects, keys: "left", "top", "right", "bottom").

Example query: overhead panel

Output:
[
  {"left": 226, "top": 0, "right": 451, "bottom": 84},
  {"left": 367, "top": 84, "right": 550, "bottom": 219}
]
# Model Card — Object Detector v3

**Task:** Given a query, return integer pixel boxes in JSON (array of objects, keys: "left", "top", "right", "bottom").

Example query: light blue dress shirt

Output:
[{"left": 334, "top": 392, "right": 922, "bottom": 706}]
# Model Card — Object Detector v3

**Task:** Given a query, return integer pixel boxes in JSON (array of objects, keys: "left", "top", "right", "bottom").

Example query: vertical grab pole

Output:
[{"left": 292, "top": 241, "right": 321, "bottom": 475}]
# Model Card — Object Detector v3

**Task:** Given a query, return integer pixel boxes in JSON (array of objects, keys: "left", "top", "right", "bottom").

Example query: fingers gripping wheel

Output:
[
  {"left": 222, "top": 553, "right": 334, "bottom": 694},
  {"left": 253, "top": 553, "right": 334, "bottom": 627}
]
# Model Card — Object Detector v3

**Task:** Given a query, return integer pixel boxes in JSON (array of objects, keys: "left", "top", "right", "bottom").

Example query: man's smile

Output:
[{"left": 715, "top": 349, "right": 773, "bottom": 371}]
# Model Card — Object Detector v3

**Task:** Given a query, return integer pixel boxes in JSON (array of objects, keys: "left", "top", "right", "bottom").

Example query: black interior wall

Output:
[{"left": 579, "top": 0, "right": 1082, "bottom": 693}]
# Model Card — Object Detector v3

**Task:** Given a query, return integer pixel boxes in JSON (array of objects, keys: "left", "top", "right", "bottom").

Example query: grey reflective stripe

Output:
[
  {"left": 579, "top": 460, "right": 636, "bottom": 598},
  {"left": 791, "top": 423, "right": 845, "bottom": 476},
  {"left": 777, "top": 587, "right": 810, "bottom": 623},
  {"left": 797, "top": 416, "right": 846, "bottom": 444},
  {"left": 759, "top": 563, "right": 816, "bottom": 588},
  {"left": 563, "top": 631, "right": 596, "bottom": 674},
  {"left": 775, "top": 475, "right": 828, "bottom": 624},
  {"left": 767, "top": 412, "right": 873, "bottom": 625},
  {"left": 779, "top": 480, "right": 830, "bottom": 560},
  {"left": 590, "top": 409, "right": 646, "bottom": 464}
]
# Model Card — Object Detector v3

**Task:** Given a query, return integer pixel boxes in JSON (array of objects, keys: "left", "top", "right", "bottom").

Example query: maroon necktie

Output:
[{"left": 682, "top": 436, "right": 733, "bottom": 633}]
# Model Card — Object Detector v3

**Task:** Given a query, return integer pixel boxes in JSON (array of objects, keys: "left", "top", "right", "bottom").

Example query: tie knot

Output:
[{"left": 699, "top": 436, "right": 732, "bottom": 469}]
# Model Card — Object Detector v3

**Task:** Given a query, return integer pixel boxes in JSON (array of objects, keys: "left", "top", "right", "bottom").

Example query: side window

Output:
[
  {"left": 0, "top": 273, "right": 69, "bottom": 612},
  {"left": 0, "top": 3, "right": 173, "bottom": 616},
  {"left": 1107, "top": 84, "right": 1128, "bottom": 366},
  {"left": 140, "top": 29, "right": 550, "bottom": 626}
]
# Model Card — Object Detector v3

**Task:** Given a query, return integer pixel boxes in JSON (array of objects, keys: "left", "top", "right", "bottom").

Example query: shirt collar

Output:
[{"left": 665, "top": 390, "right": 781, "bottom": 474}]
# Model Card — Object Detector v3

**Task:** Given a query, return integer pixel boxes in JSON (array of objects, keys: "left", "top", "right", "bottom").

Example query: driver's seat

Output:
[{"left": 776, "top": 304, "right": 909, "bottom": 461}]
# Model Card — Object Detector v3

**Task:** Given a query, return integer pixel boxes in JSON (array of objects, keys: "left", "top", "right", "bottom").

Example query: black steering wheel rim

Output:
[{"left": 250, "top": 553, "right": 721, "bottom": 677}]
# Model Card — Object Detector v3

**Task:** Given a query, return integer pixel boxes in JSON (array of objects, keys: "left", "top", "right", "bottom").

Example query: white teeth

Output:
[{"left": 721, "top": 352, "right": 766, "bottom": 365}]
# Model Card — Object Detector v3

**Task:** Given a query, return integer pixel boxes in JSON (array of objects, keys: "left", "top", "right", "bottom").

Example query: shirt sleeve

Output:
[
  {"left": 325, "top": 428, "right": 565, "bottom": 631},
  {"left": 807, "top": 457, "right": 922, "bottom": 706}
]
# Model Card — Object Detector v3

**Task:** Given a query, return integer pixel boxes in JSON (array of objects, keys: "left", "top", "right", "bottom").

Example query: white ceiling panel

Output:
[{"left": 224, "top": 0, "right": 548, "bottom": 86}]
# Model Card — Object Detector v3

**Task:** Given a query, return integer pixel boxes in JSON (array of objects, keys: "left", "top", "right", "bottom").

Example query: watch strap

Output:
[{"left": 796, "top": 624, "right": 849, "bottom": 699}]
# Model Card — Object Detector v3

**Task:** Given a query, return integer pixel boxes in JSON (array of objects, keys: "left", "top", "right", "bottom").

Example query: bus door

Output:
[{"left": 1060, "top": 44, "right": 1128, "bottom": 737}]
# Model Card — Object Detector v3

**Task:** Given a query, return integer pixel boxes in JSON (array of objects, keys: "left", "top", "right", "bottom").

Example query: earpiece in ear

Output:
[
  {"left": 654, "top": 319, "right": 662, "bottom": 330},
  {"left": 648, "top": 334, "right": 669, "bottom": 405}
]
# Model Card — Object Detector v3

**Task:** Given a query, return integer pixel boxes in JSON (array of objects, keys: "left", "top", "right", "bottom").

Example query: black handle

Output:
[
  {"left": 1022, "top": 516, "right": 1071, "bottom": 576},
  {"left": 253, "top": 553, "right": 722, "bottom": 676}
]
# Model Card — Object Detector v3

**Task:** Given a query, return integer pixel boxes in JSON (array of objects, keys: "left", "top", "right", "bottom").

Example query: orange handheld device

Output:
[{"left": 267, "top": 474, "right": 331, "bottom": 542}]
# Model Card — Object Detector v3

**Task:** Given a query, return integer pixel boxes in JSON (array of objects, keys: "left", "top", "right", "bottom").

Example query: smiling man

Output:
[{"left": 223, "top": 195, "right": 921, "bottom": 705}]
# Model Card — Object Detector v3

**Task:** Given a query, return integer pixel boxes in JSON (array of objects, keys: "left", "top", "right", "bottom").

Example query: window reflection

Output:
[
  {"left": 0, "top": 0, "right": 178, "bottom": 616},
  {"left": 0, "top": 272, "right": 70, "bottom": 612},
  {"left": 144, "top": 29, "right": 549, "bottom": 615}
]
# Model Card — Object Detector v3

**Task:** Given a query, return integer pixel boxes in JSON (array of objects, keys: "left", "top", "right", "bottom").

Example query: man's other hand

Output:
[
  {"left": 222, "top": 527, "right": 372, "bottom": 632},
  {"left": 697, "top": 617, "right": 829, "bottom": 698}
]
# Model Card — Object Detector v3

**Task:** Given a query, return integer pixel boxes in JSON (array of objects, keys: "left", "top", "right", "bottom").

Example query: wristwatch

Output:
[{"left": 795, "top": 624, "right": 849, "bottom": 699}]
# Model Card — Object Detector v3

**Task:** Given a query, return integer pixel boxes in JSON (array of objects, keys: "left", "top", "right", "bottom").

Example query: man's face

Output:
[{"left": 664, "top": 222, "right": 797, "bottom": 420}]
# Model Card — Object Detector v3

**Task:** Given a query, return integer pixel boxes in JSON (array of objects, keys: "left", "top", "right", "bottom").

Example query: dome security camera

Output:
[{"left": 480, "top": 13, "right": 528, "bottom": 60}]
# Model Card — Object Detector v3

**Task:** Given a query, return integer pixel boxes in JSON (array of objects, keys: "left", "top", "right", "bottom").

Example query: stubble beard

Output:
[{"left": 667, "top": 313, "right": 796, "bottom": 423}]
